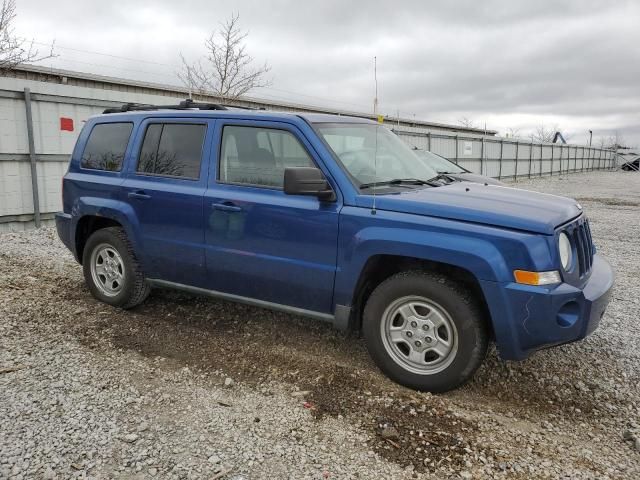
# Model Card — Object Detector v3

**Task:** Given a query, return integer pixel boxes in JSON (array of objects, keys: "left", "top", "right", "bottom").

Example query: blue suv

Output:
[{"left": 55, "top": 101, "right": 614, "bottom": 392}]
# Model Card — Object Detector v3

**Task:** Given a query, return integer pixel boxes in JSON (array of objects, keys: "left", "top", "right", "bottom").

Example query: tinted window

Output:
[
  {"left": 136, "top": 123, "right": 206, "bottom": 179},
  {"left": 81, "top": 123, "right": 133, "bottom": 171},
  {"left": 220, "top": 126, "right": 314, "bottom": 188}
]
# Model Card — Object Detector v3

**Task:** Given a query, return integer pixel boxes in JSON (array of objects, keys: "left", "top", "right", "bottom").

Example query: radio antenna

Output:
[
  {"left": 372, "top": 56, "right": 379, "bottom": 215},
  {"left": 373, "top": 56, "right": 378, "bottom": 115},
  {"left": 372, "top": 124, "right": 379, "bottom": 215}
]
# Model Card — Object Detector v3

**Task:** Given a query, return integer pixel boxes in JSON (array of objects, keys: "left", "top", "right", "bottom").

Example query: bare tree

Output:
[
  {"left": 0, "top": 0, "right": 55, "bottom": 74},
  {"left": 528, "top": 123, "right": 573, "bottom": 143},
  {"left": 598, "top": 131, "right": 628, "bottom": 150},
  {"left": 529, "top": 123, "right": 558, "bottom": 143},
  {"left": 178, "top": 13, "right": 270, "bottom": 99},
  {"left": 504, "top": 127, "right": 521, "bottom": 138},
  {"left": 457, "top": 117, "right": 476, "bottom": 129}
]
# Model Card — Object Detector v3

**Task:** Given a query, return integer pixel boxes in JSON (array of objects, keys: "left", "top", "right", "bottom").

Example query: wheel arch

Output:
[
  {"left": 75, "top": 216, "right": 123, "bottom": 264},
  {"left": 71, "top": 198, "right": 143, "bottom": 265},
  {"left": 346, "top": 254, "right": 493, "bottom": 337}
]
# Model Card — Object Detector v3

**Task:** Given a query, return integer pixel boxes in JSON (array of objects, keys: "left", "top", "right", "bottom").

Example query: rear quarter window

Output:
[
  {"left": 136, "top": 123, "right": 206, "bottom": 179},
  {"left": 81, "top": 122, "right": 133, "bottom": 171}
]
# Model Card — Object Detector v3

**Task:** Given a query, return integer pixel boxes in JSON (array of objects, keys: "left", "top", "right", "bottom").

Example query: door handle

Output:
[
  {"left": 211, "top": 202, "right": 242, "bottom": 212},
  {"left": 128, "top": 190, "right": 151, "bottom": 200}
]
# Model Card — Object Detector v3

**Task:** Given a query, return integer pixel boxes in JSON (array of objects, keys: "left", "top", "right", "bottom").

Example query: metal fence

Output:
[
  {"left": 0, "top": 79, "right": 618, "bottom": 232},
  {"left": 394, "top": 129, "right": 616, "bottom": 180}
]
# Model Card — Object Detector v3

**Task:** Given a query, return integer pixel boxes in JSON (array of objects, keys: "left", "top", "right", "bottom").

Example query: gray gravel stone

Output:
[{"left": 1, "top": 172, "right": 639, "bottom": 479}]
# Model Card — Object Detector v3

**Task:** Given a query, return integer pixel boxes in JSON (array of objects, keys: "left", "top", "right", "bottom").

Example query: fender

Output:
[
  {"left": 333, "top": 207, "right": 547, "bottom": 308},
  {"left": 71, "top": 197, "right": 148, "bottom": 269}
]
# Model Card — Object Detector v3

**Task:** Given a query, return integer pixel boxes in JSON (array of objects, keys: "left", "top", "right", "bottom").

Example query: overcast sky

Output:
[{"left": 14, "top": 0, "right": 640, "bottom": 146}]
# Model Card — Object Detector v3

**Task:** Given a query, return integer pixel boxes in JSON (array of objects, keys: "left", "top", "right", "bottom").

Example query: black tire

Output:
[
  {"left": 82, "top": 227, "right": 150, "bottom": 309},
  {"left": 363, "top": 271, "right": 489, "bottom": 393}
]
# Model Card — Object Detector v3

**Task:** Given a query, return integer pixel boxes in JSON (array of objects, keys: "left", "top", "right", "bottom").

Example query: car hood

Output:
[{"left": 356, "top": 183, "right": 582, "bottom": 234}]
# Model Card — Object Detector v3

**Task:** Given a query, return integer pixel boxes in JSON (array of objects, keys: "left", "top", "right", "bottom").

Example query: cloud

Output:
[{"left": 13, "top": 0, "right": 640, "bottom": 146}]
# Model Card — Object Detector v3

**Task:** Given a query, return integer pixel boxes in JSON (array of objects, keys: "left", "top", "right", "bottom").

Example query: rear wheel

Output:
[
  {"left": 363, "top": 271, "right": 488, "bottom": 392},
  {"left": 82, "top": 227, "right": 150, "bottom": 309}
]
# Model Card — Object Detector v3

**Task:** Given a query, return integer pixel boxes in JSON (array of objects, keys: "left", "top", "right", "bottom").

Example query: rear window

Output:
[
  {"left": 81, "top": 122, "right": 133, "bottom": 171},
  {"left": 136, "top": 123, "right": 206, "bottom": 179}
]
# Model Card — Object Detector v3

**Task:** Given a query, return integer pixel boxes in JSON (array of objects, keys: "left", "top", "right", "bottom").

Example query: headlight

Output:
[{"left": 558, "top": 232, "right": 572, "bottom": 270}]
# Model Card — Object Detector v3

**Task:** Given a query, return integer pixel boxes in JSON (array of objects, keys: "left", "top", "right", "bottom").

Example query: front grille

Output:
[{"left": 571, "top": 218, "right": 594, "bottom": 277}]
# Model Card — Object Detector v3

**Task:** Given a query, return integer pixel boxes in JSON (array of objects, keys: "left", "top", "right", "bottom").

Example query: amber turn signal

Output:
[{"left": 513, "top": 270, "right": 561, "bottom": 286}]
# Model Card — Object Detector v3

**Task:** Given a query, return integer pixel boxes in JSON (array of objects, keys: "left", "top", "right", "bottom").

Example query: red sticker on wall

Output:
[{"left": 60, "top": 117, "right": 74, "bottom": 131}]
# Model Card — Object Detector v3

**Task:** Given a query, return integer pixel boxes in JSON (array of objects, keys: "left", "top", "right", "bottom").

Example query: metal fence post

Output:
[
  {"left": 559, "top": 146, "right": 562, "bottom": 174},
  {"left": 528, "top": 141, "right": 533, "bottom": 178},
  {"left": 598, "top": 148, "right": 602, "bottom": 170},
  {"left": 573, "top": 146, "right": 577, "bottom": 172},
  {"left": 539, "top": 142, "right": 543, "bottom": 176},
  {"left": 23, "top": 88, "right": 41, "bottom": 228},
  {"left": 480, "top": 136, "right": 485, "bottom": 176},
  {"left": 514, "top": 141, "right": 519, "bottom": 180},
  {"left": 455, "top": 135, "right": 459, "bottom": 165},
  {"left": 581, "top": 147, "right": 584, "bottom": 172},
  {"left": 498, "top": 139, "right": 503, "bottom": 180},
  {"left": 427, "top": 132, "right": 431, "bottom": 151}
]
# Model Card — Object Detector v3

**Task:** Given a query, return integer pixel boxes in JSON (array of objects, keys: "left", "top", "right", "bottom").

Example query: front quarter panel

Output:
[{"left": 334, "top": 206, "right": 555, "bottom": 307}]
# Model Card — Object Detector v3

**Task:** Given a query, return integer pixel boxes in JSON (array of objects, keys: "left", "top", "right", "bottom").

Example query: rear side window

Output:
[
  {"left": 81, "top": 122, "right": 133, "bottom": 171},
  {"left": 136, "top": 123, "right": 206, "bottom": 179}
]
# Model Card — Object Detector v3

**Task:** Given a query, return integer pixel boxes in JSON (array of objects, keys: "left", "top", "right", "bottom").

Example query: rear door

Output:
[
  {"left": 122, "top": 117, "right": 214, "bottom": 286},
  {"left": 204, "top": 119, "right": 340, "bottom": 313}
]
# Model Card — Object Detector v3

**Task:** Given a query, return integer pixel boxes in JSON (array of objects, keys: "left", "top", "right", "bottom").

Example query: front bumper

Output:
[{"left": 480, "top": 254, "right": 614, "bottom": 360}]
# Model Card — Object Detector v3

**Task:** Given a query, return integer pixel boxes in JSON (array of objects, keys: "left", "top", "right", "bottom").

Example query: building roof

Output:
[{"left": 7, "top": 64, "right": 496, "bottom": 136}]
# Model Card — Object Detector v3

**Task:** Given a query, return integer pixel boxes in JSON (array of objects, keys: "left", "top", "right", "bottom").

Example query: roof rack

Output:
[{"left": 102, "top": 98, "right": 234, "bottom": 114}]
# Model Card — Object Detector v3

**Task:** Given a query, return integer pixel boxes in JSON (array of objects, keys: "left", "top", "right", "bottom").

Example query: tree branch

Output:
[
  {"left": 177, "top": 12, "right": 270, "bottom": 100},
  {"left": 0, "top": 0, "right": 56, "bottom": 74}
]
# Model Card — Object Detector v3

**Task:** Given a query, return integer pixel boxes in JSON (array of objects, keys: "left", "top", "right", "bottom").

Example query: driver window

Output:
[{"left": 220, "top": 126, "right": 314, "bottom": 188}]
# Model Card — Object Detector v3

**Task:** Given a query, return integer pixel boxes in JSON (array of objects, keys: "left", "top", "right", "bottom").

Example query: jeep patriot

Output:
[{"left": 55, "top": 101, "right": 614, "bottom": 392}]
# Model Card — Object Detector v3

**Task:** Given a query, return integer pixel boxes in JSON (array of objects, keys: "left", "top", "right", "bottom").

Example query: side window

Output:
[
  {"left": 219, "top": 126, "right": 314, "bottom": 188},
  {"left": 136, "top": 123, "right": 206, "bottom": 179},
  {"left": 81, "top": 122, "right": 133, "bottom": 171}
]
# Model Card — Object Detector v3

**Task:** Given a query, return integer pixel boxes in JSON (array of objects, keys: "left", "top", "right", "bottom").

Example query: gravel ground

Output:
[{"left": 1, "top": 170, "right": 639, "bottom": 480}]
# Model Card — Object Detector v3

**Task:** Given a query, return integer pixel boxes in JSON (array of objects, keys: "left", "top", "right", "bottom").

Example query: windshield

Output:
[
  {"left": 315, "top": 123, "right": 438, "bottom": 187},
  {"left": 414, "top": 150, "right": 466, "bottom": 174}
]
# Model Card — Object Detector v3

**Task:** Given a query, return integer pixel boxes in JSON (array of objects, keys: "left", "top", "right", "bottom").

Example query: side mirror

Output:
[{"left": 284, "top": 167, "right": 335, "bottom": 201}]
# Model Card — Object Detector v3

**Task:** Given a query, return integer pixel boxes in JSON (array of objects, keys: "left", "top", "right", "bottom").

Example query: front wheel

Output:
[{"left": 363, "top": 271, "right": 489, "bottom": 392}]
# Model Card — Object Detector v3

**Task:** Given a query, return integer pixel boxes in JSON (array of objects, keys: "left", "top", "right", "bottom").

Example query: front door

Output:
[
  {"left": 204, "top": 120, "right": 340, "bottom": 313},
  {"left": 122, "top": 118, "right": 213, "bottom": 286}
]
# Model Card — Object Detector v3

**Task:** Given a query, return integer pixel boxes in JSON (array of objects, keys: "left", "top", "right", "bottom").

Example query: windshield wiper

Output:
[
  {"left": 426, "top": 174, "right": 457, "bottom": 184},
  {"left": 359, "top": 178, "right": 435, "bottom": 189}
]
